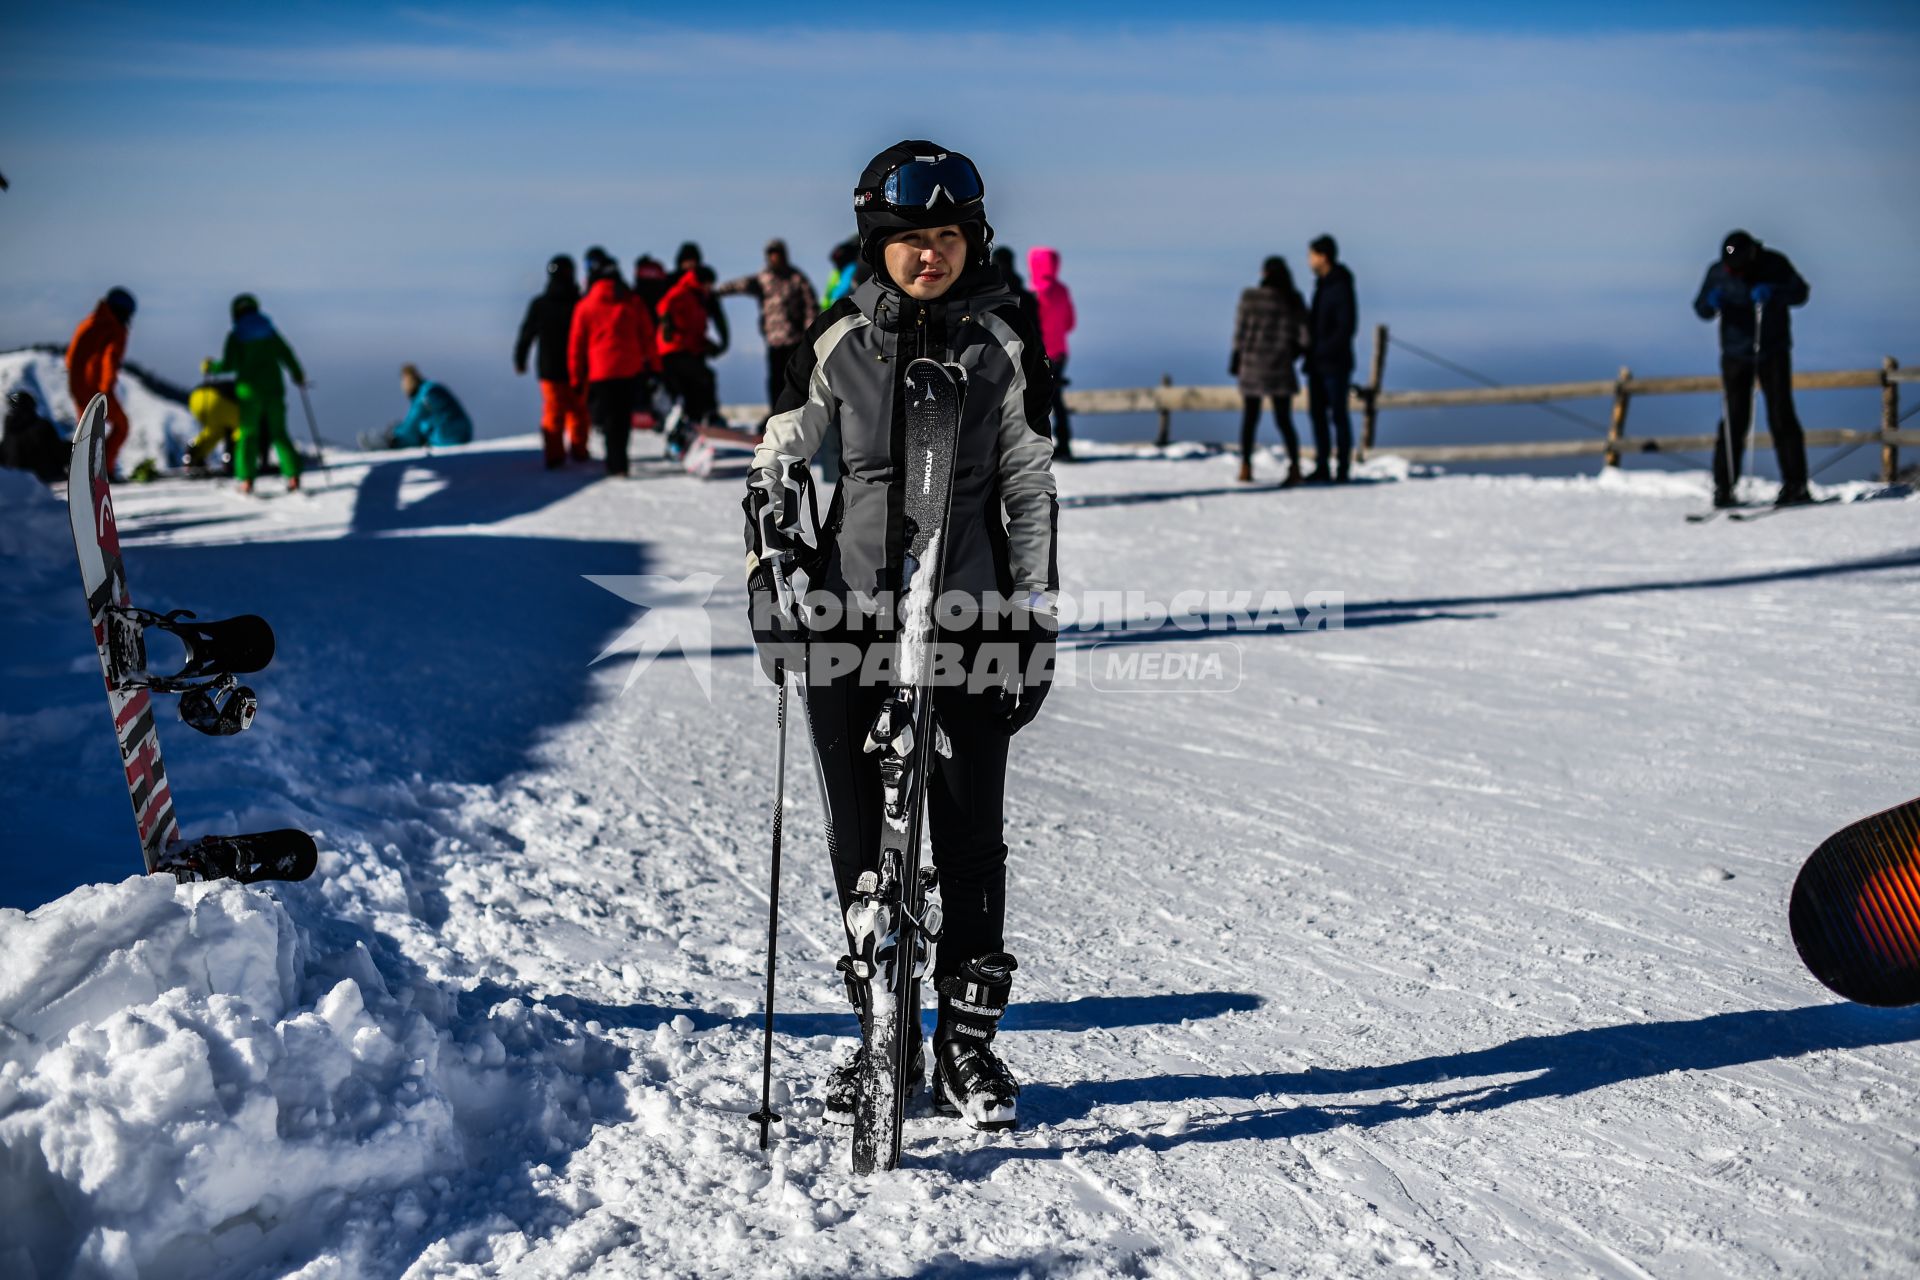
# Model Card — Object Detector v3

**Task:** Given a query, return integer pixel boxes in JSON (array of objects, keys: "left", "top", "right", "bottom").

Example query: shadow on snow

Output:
[
  {"left": 1062, "top": 545, "right": 1920, "bottom": 648},
  {"left": 963, "top": 1001, "right": 1920, "bottom": 1171}
]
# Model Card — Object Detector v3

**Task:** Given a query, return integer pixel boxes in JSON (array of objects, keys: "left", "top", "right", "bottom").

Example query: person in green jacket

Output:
[{"left": 224, "top": 293, "right": 306, "bottom": 494}]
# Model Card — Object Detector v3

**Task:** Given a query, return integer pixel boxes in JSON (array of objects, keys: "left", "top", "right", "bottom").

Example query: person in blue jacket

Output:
[{"left": 363, "top": 364, "right": 474, "bottom": 449}]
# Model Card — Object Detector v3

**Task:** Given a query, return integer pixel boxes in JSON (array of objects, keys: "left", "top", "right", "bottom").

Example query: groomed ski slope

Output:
[{"left": 2, "top": 438, "right": 1917, "bottom": 1279}]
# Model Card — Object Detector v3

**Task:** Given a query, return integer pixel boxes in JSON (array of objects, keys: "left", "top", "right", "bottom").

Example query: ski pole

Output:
[
  {"left": 296, "top": 383, "right": 327, "bottom": 488},
  {"left": 750, "top": 564, "right": 798, "bottom": 1150}
]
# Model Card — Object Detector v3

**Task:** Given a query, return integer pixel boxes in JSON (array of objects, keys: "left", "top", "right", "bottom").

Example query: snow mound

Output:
[
  {"left": 0, "top": 468, "right": 72, "bottom": 576},
  {"left": 0, "top": 349, "right": 197, "bottom": 475},
  {"left": 0, "top": 872, "right": 624, "bottom": 1279}
]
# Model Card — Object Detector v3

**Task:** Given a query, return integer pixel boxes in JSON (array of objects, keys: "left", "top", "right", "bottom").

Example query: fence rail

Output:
[{"left": 721, "top": 328, "right": 1912, "bottom": 480}]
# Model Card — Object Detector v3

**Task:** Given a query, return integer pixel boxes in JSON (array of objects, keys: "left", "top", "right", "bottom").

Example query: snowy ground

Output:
[{"left": 3, "top": 434, "right": 1918, "bottom": 1279}]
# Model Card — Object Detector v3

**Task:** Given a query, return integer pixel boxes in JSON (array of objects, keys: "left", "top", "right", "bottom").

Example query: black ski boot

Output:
[{"left": 932, "top": 952, "right": 1020, "bottom": 1131}]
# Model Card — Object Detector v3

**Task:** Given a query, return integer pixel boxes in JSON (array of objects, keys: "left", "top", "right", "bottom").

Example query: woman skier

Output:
[{"left": 743, "top": 141, "right": 1059, "bottom": 1133}]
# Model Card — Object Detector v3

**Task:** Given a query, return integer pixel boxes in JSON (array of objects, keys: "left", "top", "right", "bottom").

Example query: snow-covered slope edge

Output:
[{"left": 0, "top": 853, "right": 627, "bottom": 1279}]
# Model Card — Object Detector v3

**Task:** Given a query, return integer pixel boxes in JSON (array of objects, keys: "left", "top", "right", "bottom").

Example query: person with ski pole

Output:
[
  {"left": 743, "top": 141, "right": 1058, "bottom": 1140},
  {"left": 223, "top": 294, "right": 307, "bottom": 495},
  {"left": 65, "top": 287, "right": 136, "bottom": 477},
  {"left": 1231, "top": 255, "right": 1310, "bottom": 486},
  {"left": 1694, "top": 230, "right": 1812, "bottom": 508},
  {"left": 516, "top": 253, "right": 589, "bottom": 468}
]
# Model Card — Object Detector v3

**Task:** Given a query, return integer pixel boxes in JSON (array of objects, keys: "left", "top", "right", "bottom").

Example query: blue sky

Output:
[{"left": 3, "top": 3, "right": 1916, "bottom": 467}]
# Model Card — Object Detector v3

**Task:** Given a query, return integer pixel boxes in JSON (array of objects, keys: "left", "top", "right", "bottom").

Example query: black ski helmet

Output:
[
  {"left": 547, "top": 253, "right": 576, "bottom": 283},
  {"left": 1723, "top": 230, "right": 1760, "bottom": 270},
  {"left": 105, "top": 287, "right": 136, "bottom": 322},
  {"left": 231, "top": 293, "right": 260, "bottom": 320},
  {"left": 854, "top": 140, "right": 994, "bottom": 273}
]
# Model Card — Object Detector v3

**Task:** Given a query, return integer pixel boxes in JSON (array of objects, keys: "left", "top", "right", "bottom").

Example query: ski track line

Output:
[{"left": 587, "top": 714, "right": 835, "bottom": 961}]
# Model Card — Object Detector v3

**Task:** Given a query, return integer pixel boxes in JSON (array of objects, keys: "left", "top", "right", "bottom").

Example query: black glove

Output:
[
  {"left": 743, "top": 461, "right": 820, "bottom": 682},
  {"left": 746, "top": 556, "right": 806, "bottom": 682},
  {"left": 1229, "top": 351, "right": 1241, "bottom": 377},
  {"left": 992, "top": 605, "right": 1057, "bottom": 734}
]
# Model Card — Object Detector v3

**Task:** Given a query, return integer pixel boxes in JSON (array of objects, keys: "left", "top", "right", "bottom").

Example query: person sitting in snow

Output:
[
  {"left": 186, "top": 358, "right": 241, "bottom": 472},
  {"left": 362, "top": 364, "right": 474, "bottom": 450},
  {"left": 2, "top": 390, "right": 70, "bottom": 485}
]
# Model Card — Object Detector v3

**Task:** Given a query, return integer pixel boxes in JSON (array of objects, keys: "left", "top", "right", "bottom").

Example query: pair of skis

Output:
[
  {"left": 1686, "top": 497, "right": 1840, "bottom": 524},
  {"left": 67, "top": 395, "right": 316, "bottom": 884},
  {"left": 749, "top": 359, "right": 965, "bottom": 1173}
]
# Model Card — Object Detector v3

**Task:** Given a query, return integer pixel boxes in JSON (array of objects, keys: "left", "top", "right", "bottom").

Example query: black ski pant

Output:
[
  {"left": 1714, "top": 352, "right": 1808, "bottom": 497},
  {"left": 765, "top": 344, "right": 800, "bottom": 425},
  {"left": 586, "top": 376, "right": 639, "bottom": 475},
  {"left": 1048, "top": 355, "right": 1073, "bottom": 457},
  {"left": 802, "top": 635, "right": 1011, "bottom": 992},
  {"left": 662, "top": 352, "right": 719, "bottom": 425},
  {"left": 1240, "top": 394, "right": 1300, "bottom": 468},
  {"left": 1307, "top": 361, "right": 1353, "bottom": 476}
]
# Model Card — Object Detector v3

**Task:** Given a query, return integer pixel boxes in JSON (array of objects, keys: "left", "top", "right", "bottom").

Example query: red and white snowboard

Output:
[{"left": 66, "top": 395, "right": 316, "bottom": 884}]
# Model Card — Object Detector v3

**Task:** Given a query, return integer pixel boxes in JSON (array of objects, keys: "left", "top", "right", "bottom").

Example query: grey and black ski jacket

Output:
[{"left": 749, "top": 270, "right": 1058, "bottom": 614}]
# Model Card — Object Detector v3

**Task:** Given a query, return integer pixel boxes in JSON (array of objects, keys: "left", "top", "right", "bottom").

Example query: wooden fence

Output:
[{"left": 722, "top": 325, "right": 1917, "bottom": 481}]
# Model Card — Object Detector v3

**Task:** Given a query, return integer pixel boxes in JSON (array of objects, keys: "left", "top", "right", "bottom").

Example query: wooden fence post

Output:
[
  {"left": 1604, "top": 365, "right": 1632, "bottom": 469},
  {"left": 1154, "top": 372, "right": 1173, "bottom": 448},
  {"left": 1360, "top": 324, "right": 1389, "bottom": 456},
  {"left": 1884, "top": 357, "right": 1901, "bottom": 484}
]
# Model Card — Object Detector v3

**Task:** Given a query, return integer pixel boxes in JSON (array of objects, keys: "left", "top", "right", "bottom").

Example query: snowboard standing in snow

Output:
[
  {"left": 1790, "top": 798, "right": 1920, "bottom": 1008},
  {"left": 67, "top": 394, "right": 316, "bottom": 884}
]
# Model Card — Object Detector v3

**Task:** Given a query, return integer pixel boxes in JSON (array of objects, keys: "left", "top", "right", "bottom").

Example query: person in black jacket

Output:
[
  {"left": 992, "top": 246, "right": 1044, "bottom": 340},
  {"left": 515, "top": 254, "right": 588, "bottom": 468},
  {"left": 743, "top": 140, "right": 1058, "bottom": 1135},
  {"left": 1694, "top": 230, "right": 1813, "bottom": 507},
  {"left": 1305, "top": 234, "right": 1358, "bottom": 483}
]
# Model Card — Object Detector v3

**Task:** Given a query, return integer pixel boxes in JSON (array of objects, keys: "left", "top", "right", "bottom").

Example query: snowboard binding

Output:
[
  {"left": 152, "top": 829, "right": 319, "bottom": 885},
  {"left": 104, "top": 607, "right": 275, "bottom": 736}
]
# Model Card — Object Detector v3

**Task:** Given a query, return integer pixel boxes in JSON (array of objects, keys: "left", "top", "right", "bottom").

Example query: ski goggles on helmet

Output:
[{"left": 855, "top": 153, "right": 985, "bottom": 214}]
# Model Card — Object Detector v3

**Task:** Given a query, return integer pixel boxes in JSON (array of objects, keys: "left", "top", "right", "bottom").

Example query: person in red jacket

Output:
[
  {"left": 568, "top": 246, "right": 659, "bottom": 477},
  {"left": 66, "top": 288, "right": 136, "bottom": 475},
  {"left": 656, "top": 259, "right": 728, "bottom": 450}
]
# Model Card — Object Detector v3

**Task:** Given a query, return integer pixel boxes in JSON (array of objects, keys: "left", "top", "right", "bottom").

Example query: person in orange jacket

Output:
[{"left": 66, "top": 288, "right": 137, "bottom": 475}]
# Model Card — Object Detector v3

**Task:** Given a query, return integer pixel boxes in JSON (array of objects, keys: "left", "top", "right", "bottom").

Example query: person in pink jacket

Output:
[{"left": 1027, "top": 246, "right": 1076, "bottom": 461}]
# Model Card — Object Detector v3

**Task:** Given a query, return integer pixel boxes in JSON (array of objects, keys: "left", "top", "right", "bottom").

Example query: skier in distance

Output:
[
  {"left": 743, "top": 140, "right": 1059, "bottom": 1132},
  {"left": 1693, "top": 229, "right": 1813, "bottom": 508}
]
